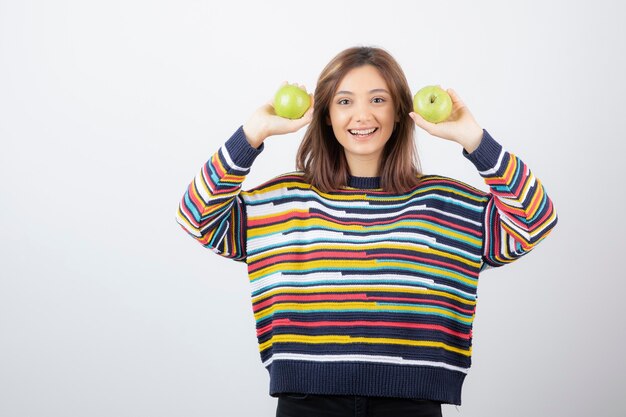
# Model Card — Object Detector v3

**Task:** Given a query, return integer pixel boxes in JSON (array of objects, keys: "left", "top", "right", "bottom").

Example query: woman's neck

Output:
[
  {"left": 346, "top": 155, "right": 380, "bottom": 177},
  {"left": 348, "top": 175, "right": 381, "bottom": 189}
]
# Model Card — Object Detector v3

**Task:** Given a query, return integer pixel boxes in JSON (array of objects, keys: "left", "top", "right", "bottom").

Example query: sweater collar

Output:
[{"left": 348, "top": 175, "right": 381, "bottom": 190}]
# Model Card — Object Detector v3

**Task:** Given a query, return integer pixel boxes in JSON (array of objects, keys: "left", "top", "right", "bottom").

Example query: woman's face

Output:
[{"left": 328, "top": 64, "right": 397, "bottom": 176}]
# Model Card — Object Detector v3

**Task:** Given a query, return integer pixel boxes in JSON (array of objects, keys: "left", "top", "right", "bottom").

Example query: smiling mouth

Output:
[{"left": 348, "top": 127, "right": 378, "bottom": 138}]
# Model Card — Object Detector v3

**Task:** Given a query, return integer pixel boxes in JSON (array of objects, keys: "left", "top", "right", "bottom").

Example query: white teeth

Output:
[{"left": 349, "top": 128, "right": 377, "bottom": 135}]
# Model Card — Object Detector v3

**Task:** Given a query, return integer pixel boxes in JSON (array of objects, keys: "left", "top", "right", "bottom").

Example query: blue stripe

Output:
[
  {"left": 247, "top": 238, "right": 481, "bottom": 261},
  {"left": 250, "top": 280, "right": 476, "bottom": 301},
  {"left": 184, "top": 192, "right": 201, "bottom": 220},
  {"left": 251, "top": 265, "right": 477, "bottom": 289},
  {"left": 244, "top": 191, "right": 484, "bottom": 213},
  {"left": 256, "top": 308, "right": 471, "bottom": 324}
]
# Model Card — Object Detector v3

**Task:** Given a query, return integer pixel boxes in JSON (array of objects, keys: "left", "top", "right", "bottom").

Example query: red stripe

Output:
[
  {"left": 249, "top": 250, "right": 368, "bottom": 272},
  {"left": 211, "top": 154, "right": 226, "bottom": 177},
  {"left": 249, "top": 211, "right": 305, "bottom": 227},
  {"left": 188, "top": 180, "right": 206, "bottom": 216},
  {"left": 530, "top": 199, "right": 554, "bottom": 231},
  {"left": 256, "top": 318, "right": 471, "bottom": 339},
  {"left": 203, "top": 159, "right": 240, "bottom": 194},
  {"left": 249, "top": 250, "right": 477, "bottom": 278},
  {"left": 249, "top": 211, "right": 481, "bottom": 237},
  {"left": 490, "top": 200, "right": 502, "bottom": 261},
  {"left": 252, "top": 293, "right": 474, "bottom": 315}
]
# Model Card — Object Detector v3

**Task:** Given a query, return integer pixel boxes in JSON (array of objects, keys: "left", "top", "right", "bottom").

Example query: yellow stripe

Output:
[
  {"left": 248, "top": 208, "right": 309, "bottom": 223},
  {"left": 253, "top": 301, "right": 474, "bottom": 323},
  {"left": 211, "top": 153, "right": 228, "bottom": 180},
  {"left": 242, "top": 181, "right": 367, "bottom": 201},
  {"left": 248, "top": 218, "right": 361, "bottom": 237},
  {"left": 176, "top": 207, "right": 197, "bottom": 231},
  {"left": 249, "top": 259, "right": 477, "bottom": 286},
  {"left": 526, "top": 177, "right": 543, "bottom": 219},
  {"left": 259, "top": 334, "right": 471, "bottom": 356},
  {"left": 211, "top": 153, "right": 246, "bottom": 183},
  {"left": 248, "top": 218, "right": 480, "bottom": 247},
  {"left": 413, "top": 185, "right": 487, "bottom": 203},
  {"left": 241, "top": 175, "right": 489, "bottom": 205},
  {"left": 530, "top": 210, "right": 557, "bottom": 239},
  {"left": 501, "top": 153, "right": 517, "bottom": 184},
  {"left": 501, "top": 209, "right": 557, "bottom": 249},
  {"left": 251, "top": 286, "right": 476, "bottom": 307},
  {"left": 407, "top": 222, "right": 480, "bottom": 246}
]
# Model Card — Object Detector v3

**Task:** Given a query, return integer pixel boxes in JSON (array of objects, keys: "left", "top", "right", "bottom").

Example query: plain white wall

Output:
[{"left": 1, "top": 0, "right": 625, "bottom": 416}]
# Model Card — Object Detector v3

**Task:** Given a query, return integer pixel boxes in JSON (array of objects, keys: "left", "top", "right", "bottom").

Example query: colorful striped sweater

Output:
[{"left": 176, "top": 126, "right": 557, "bottom": 405}]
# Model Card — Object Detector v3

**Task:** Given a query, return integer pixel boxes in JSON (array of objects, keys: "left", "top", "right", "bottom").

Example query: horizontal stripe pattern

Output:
[{"left": 176, "top": 126, "right": 557, "bottom": 403}]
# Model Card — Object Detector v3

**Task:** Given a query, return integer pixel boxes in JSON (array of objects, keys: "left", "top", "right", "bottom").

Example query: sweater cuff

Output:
[
  {"left": 224, "top": 125, "right": 265, "bottom": 169},
  {"left": 462, "top": 129, "right": 503, "bottom": 172}
]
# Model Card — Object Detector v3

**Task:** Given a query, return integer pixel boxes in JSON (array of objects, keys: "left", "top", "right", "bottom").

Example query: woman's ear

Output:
[{"left": 326, "top": 114, "right": 332, "bottom": 125}]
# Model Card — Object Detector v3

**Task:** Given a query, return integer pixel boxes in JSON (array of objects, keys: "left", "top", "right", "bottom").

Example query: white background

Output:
[{"left": 1, "top": 1, "right": 625, "bottom": 416}]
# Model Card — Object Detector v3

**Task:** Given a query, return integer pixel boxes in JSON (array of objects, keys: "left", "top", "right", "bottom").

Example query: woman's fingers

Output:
[{"left": 409, "top": 111, "right": 437, "bottom": 135}]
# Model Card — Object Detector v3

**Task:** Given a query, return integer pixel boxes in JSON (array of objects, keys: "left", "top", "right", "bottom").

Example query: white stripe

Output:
[
  {"left": 195, "top": 171, "right": 213, "bottom": 201},
  {"left": 248, "top": 231, "right": 479, "bottom": 264},
  {"left": 264, "top": 353, "right": 468, "bottom": 374},
  {"left": 248, "top": 200, "right": 483, "bottom": 227},
  {"left": 220, "top": 144, "right": 249, "bottom": 173},
  {"left": 499, "top": 213, "right": 532, "bottom": 242},
  {"left": 478, "top": 148, "right": 505, "bottom": 176},
  {"left": 249, "top": 273, "right": 477, "bottom": 300},
  {"left": 250, "top": 271, "right": 434, "bottom": 286},
  {"left": 248, "top": 199, "right": 480, "bottom": 226},
  {"left": 246, "top": 241, "right": 430, "bottom": 263},
  {"left": 245, "top": 190, "right": 484, "bottom": 214},
  {"left": 249, "top": 271, "right": 434, "bottom": 292},
  {"left": 424, "top": 206, "right": 482, "bottom": 227},
  {"left": 252, "top": 283, "right": 475, "bottom": 301},
  {"left": 248, "top": 230, "right": 438, "bottom": 250},
  {"left": 195, "top": 146, "right": 247, "bottom": 202},
  {"left": 176, "top": 205, "right": 201, "bottom": 237},
  {"left": 252, "top": 282, "right": 430, "bottom": 292},
  {"left": 492, "top": 174, "right": 537, "bottom": 210},
  {"left": 213, "top": 221, "right": 228, "bottom": 249},
  {"left": 496, "top": 195, "right": 524, "bottom": 209},
  {"left": 528, "top": 214, "right": 556, "bottom": 238}
]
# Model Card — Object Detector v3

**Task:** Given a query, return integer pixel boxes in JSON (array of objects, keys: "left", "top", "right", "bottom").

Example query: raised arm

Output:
[
  {"left": 464, "top": 130, "right": 557, "bottom": 267},
  {"left": 410, "top": 87, "right": 557, "bottom": 268},
  {"left": 176, "top": 127, "right": 262, "bottom": 261},
  {"left": 176, "top": 84, "right": 314, "bottom": 261}
]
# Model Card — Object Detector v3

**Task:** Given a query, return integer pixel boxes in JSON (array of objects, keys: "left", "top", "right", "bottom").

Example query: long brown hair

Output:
[{"left": 296, "top": 46, "right": 421, "bottom": 193}]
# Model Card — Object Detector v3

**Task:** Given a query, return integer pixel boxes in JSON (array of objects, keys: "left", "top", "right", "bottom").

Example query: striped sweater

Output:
[{"left": 176, "top": 126, "right": 557, "bottom": 405}]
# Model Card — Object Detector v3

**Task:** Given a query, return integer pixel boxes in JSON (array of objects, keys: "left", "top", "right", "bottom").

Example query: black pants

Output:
[{"left": 276, "top": 393, "right": 443, "bottom": 417}]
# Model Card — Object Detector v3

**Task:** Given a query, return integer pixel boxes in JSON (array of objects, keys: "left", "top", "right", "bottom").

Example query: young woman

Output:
[{"left": 176, "top": 46, "right": 557, "bottom": 417}]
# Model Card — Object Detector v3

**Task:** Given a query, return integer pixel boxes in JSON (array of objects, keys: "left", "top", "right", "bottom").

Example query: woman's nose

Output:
[{"left": 354, "top": 102, "right": 372, "bottom": 123}]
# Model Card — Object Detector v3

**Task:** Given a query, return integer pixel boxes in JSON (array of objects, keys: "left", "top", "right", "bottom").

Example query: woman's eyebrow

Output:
[{"left": 335, "top": 88, "right": 391, "bottom": 96}]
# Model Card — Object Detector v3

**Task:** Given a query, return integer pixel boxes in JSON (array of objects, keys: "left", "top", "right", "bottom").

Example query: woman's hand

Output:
[
  {"left": 409, "top": 88, "right": 483, "bottom": 153},
  {"left": 243, "top": 83, "right": 314, "bottom": 148}
]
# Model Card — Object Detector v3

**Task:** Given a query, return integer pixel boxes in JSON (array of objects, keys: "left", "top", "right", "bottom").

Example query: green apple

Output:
[
  {"left": 413, "top": 86, "right": 453, "bottom": 124},
  {"left": 273, "top": 84, "right": 311, "bottom": 119}
]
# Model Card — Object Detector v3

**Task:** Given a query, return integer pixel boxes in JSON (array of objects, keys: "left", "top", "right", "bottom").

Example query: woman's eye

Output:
[
  {"left": 372, "top": 97, "right": 385, "bottom": 103},
  {"left": 338, "top": 99, "right": 350, "bottom": 105}
]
